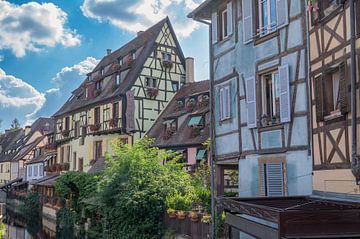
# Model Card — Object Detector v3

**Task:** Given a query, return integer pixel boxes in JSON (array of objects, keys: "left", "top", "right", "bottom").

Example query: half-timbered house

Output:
[
  {"left": 309, "top": 0, "right": 360, "bottom": 197},
  {"left": 146, "top": 80, "right": 211, "bottom": 173},
  {"left": 53, "top": 18, "right": 187, "bottom": 172}
]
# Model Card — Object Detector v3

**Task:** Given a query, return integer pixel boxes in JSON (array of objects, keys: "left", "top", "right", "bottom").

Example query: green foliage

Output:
[
  {"left": 19, "top": 192, "right": 41, "bottom": 236},
  {"left": 55, "top": 171, "right": 99, "bottom": 213},
  {"left": 56, "top": 208, "right": 76, "bottom": 239},
  {"left": 165, "top": 192, "right": 193, "bottom": 211},
  {"left": 214, "top": 211, "right": 226, "bottom": 239},
  {"left": 10, "top": 118, "right": 20, "bottom": 130},
  {"left": 98, "top": 137, "right": 193, "bottom": 239},
  {"left": 0, "top": 222, "right": 5, "bottom": 239}
]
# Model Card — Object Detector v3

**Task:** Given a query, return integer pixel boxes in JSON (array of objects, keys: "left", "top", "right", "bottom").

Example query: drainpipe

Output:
[
  {"left": 191, "top": 16, "right": 215, "bottom": 238},
  {"left": 349, "top": 0, "right": 360, "bottom": 184}
]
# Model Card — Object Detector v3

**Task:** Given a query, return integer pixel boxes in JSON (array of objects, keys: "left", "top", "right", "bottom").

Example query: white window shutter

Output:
[
  {"left": 276, "top": 0, "right": 288, "bottom": 28},
  {"left": 245, "top": 77, "right": 257, "bottom": 128},
  {"left": 242, "top": 0, "right": 253, "bottom": 43},
  {"left": 266, "top": 163, "right": 285, "bottom": 197},
  {"left": 279, "top": 64, "right": 291, "bottom": 123},
  {"left": 212, "top": 12, "right": 218, "bottom": 44},
  {"left": 227, "top": 2, "right": 233, "bottom": 36}
]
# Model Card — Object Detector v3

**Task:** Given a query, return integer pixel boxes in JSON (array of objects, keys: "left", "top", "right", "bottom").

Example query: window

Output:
[
  {"left": 261, "top": 71, "right": 280, "bottom": 118},
  {"left": 95, "top": 80, "right": 103, "bottom": 90},
  {"left": 172, "top": 81, "right": 179, "bottom": 92},
  {"left": 34, "top": 165, "right": 38, "bottom": 176},
  {"left": 94, "top": 107, "right": 101, "bottom": 125},
  {"left": 65, "top": 117, "right": 70, "bottom": 130},
  {"left": 162, "top": 52, "right": 171, "bottom": 61},
  {"left": 314, "top": 62, "right": 349, "bottom": 121},
  {"left": 28, "top": 166, "right": 32, "bottom": 177},
  {"left": 258, "top": 0, "right": 277, "bottom": 35},
  {"left": 79, "top": 158, "right": 84, "bottom": 172},
  {"left": 95, "top": 141, "right": 102, "bottom": 160},
  {"left": 146, "top": 77, "right": 157, "bottom": 88},
  {"left": 85, "top": 87, "right": 89, "bottom": 98},
  {"left": 0, "top": 165, "right": 3, "bottom": 173},
  {"left": 73, "top": 152, "right": 77, "bottom": 171},
  {"left": 220, "top": 8, "right": 228, "bottom": 39},
  {"left": 113, "top": 103, "right": 119, "bottom": 120},
  {"left": 101, "top": 67, "right": 105, "bottom": 75},
  {"left": 116, "top": 74, "right": 121, "bottom": 85},
  {"left": 196, "top": 149, "right": 207, "bottom": 161},
  {"left": 118, "top": 57, "right": 123, "bottom": 66},
  {"left": 74, "top": 121, "right": 80, "bottom": 138},
  {"left": 67, "top": 145, "right": 71, "bottom": 162},
  {"left": 219, "top": 86, "right": 231, "bottom": 121},
  {"left": 259, "top": 162, "right": 285, "bottom": 197},
  {"left": 132, "top": 51, "right": 136, "bottom": 60},
  {"left": 60, "top": 147, "right": 64, "bottom": 163},
  {"left": 188, "top": 115, "right": 203, "bottom": 126},
  {"left": 39, "top": 165, "right": 43, "bottom": 176}
]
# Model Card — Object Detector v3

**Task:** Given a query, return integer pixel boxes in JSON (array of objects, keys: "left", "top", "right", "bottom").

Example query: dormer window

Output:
[
  {"left": 101, "top": 67, "right": 105, "bottom": 76},
  {"left": 95, "top": 80, "right": 103, "bottom": 90},
  {"left": 188, "top": 115, "right": 203, "bottom": 127},
  {"left": 146, "top": 77, "right": 157, "bottom": 88},
  {"left": 132, "top": 51, "right": 136, "bottom": 60},
  {"left": 172, "top": 81, "right": 179, "bottom": 92},
  {"left": 85, "top": 87, "right": 89, "bottom": 98},
  {"left": 118, "top": 57, "right": 123, "bottom": 66},
  {"left": 116, "top": 74, "right": 121, "bottom": 85},
  {"left": 163, "top": 119, "right": 177, "bottom": 139},
  {"left": 177, "top": 99, "right": 185, "bottom": 109}
]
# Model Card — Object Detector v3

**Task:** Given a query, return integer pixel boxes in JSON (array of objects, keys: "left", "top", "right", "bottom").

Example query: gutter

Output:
[
  {"left": 349, "top": 0, "right": 360, "bottom": 184},
  {"left": 190, "top": 16, "right": 215, "bottom": 239}
]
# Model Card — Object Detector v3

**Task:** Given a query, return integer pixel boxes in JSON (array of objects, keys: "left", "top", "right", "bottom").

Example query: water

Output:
[{"left": 2, "top": 208, "right": 56, "bottom": 239}]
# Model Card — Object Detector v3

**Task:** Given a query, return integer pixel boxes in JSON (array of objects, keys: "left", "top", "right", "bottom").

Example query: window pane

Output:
[
  {"left": 333, "top": 71, "right": 340, "bottom": 111},
  {"left": 261, "top": 0, "right": 268, "bottom": 33},
  {"left": 270, "top": 0, "right": 277, "bottom": 30}
]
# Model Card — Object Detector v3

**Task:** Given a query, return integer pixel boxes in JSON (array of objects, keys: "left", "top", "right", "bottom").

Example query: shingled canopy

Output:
[{"left": 218, "top": 196, "right": 360, "bottom": 238}]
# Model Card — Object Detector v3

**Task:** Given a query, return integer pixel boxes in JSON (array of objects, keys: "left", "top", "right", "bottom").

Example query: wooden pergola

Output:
[{"left": 217, "top": 196, "right": 360, "bottom": 239}]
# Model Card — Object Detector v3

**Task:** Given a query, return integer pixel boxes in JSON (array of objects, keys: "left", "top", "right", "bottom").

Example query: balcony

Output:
[{"left": 44, "top": 163, "right": 70, "bottom": 173}]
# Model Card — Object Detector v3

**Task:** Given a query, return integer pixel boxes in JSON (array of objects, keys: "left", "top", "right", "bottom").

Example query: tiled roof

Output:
[
  {"left": 31, "top": 174, "right": 60, "bottom": 186},
  {"left": 146, "top": 80, "right": 210, "bottom": 148},
  {"left": 53, "top": 17, "right": 177, "bottom": 117}
]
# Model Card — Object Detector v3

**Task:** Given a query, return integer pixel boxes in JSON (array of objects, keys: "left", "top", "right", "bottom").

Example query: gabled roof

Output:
[
  {"left": 53, "top": 17, "right": 184, "bottom": 117},
  {"left": 146, "top": 80, "right": 210, "bottom": 148},
  {"left": 188, "top": 0, "right": 219, "bottom": 20}
]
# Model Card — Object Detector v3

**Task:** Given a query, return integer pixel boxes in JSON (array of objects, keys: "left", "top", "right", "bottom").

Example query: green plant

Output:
[{"left": 166, "top": 192, "right": 192, "bottom": 211}]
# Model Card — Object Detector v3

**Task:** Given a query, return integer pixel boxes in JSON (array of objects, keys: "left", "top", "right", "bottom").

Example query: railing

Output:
[{"left": 44, "top": 163, "right": 70, "bottom": 173}]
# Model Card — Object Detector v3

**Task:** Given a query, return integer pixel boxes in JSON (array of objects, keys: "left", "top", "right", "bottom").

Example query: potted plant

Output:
[
  {"left": 201, "top": 213, "right": 211, "bottom": 224},
  {"left": 191, "top": 127, "right": 201, "bottom": 138},
  {"left": 89, "top": 124, "right": 101, "bottom": 131},
  {"left": 177, "top": 210, "right": 187, "bottom": 220},
  {"left": 260, "top": 114, "right": 268, "bottom": 127},
  {"left": 188, "top": 211, "right": 199, "bottom": 222},
  {"left": 62, "top": 129, "right": 70, "bottom": 138},
  {"left": 167, "top": 208, "right": 177, "bottom": 219}
]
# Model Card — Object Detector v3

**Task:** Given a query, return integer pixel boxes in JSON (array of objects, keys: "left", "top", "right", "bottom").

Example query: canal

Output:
[{"left": 2, "top": 207, "right": 56, "bottom": 239}]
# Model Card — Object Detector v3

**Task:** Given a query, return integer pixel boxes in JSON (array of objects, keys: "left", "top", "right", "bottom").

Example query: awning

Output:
[
  {"left": 196, "top": 149, "right": 207, "bottom": 160},
  {"left": 44, "top": 155, "right": 53, "bottom": 162},
  {"left": 188, "top": 116, "right": 202, "bottom": 126},
  {"left": 218, "top": 196, "right": 360, "bottom": 238}
]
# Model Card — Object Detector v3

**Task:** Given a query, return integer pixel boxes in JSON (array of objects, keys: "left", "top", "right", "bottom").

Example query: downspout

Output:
[
  {"left": 349, "top": 0, "right": 360, "bottom": 184},
  {"left": 305, "top": 0, "right": 312, "bottom": 158},
  {"left": 191, "top": 17, "right": 215, "bottom": 239}
]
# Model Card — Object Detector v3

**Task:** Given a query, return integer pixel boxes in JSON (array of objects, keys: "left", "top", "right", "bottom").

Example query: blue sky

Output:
[{"left": 0, "top": 0, "right": 209, "bottom": 131}]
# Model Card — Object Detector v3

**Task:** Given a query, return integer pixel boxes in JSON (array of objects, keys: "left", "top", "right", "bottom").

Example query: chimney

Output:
[
  {"left": 137, "top": 31, "right": 144, "bottom": 37},
  {"left": 25, "top": 126, "right": 31, "bottom": 136},
  {"left": 106, "top": 49, "right": 112, "bottom": 55},
  {"left": 185, "top": 57, "right": 195, "bottom": 83}
]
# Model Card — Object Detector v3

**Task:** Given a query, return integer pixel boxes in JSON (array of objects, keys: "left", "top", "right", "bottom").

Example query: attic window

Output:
[
  {"left": 132, "top": 51, "right": 136, "bottom": 60},
  {"left": 118, "top": 57, "right": 123, "bottom": 66},
  {"left": 95, "top": 80, "right": 103, "bottom": 90},
  {"left": 101, "top": 67, "right": 105, "bottom": 75},
  {"left": 172, "top": 81, "right": 179, "bottom": 92},
  {"left": 146, "top": 77, "right": 157, "bottom": 88},
  {"left": 188, "top": 115, "right": 203, "bottom": 126},
  {"left": 162, "top": 52, "right": 171, "bottom": 61},
  {"left": 85, "top": 87, "right": 89, "bottom": 98},
  {"left": 116, "top": 74, "right": 121, "bottom": 85}
]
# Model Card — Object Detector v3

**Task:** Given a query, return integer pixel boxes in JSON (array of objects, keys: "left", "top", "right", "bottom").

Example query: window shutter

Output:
[
  {"left": 245, "top": 76, "right": 257, "bottom": 128},
  {"left": 225, "top": 86, "right": 231, "bottom": 118},
  {"left": 266, "top": 163, "right": 285, "bottom": 197},
  {"left": 212, "top": 12, "right": 218, "bottom": 44},
  {"left": 242, "top": 0, "right": 253, "bottom": 43},
  {"left": 339, "top": 62, "right": 350, "bottom": 114},
  {"left": 276, "top": 0, "right": 288, "bottom": 28},
  {"left": 219, "top": 88, "right": 224, "bottom": 120},
  {"left": 259, "top": 164, "right": 266, "bottom": 196},
  {"left": 314, "top": 76, "right": 324, "bottom": 122},
  {"left": 227, "top": 2, "right": 233, "bottom": 36},
  {"left": 279, "top": 65, "right": 291, "bottom": 123}
]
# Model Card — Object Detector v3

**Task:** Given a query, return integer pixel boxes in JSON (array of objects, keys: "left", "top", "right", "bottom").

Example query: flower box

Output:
[
  {"left": 62, "top": 130, "right": 70, "bottom": 138},
  {"left": 146, "top": 88, "right": 159, "bottom": 98},
  {"left": 89, "top": 124, "right": 101, "bottom": 132},
  {"left": 162, "top": 60, "right": 173, "bottom": 68},
  {"left": 112, "top": 63, "right": 121, "bottom": 71}
]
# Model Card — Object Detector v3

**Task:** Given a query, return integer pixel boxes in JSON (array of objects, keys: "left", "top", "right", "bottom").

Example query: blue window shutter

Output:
[
  {"left": 279, "top": 64, "right": 291, "bottom": 123},
  {"left": 212, "top": 12, "right": 218, "bottom": 44},
  {"left": 245, "top": 77, "right": 257, "bottom": 128},
  {"left": 266, "top": 163, "right": 285, "bottom": 197},
  {"left": 242, "top": 0, "right": 253, "bottom": 43},
  {"left": 227, "top": 2, "right": 233, "bottom": 36},
  {"left": 276, "top": 0, "right": 288, "bottom": 28}
]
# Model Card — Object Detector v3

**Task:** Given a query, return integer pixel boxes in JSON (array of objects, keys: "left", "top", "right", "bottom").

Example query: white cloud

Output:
[
  {"left": 0, "top": 0, "right": 81, "bottom": 57},
  {"left": 0, "top": 68, "right": 46, "bottom": 126},
  {"left": 81, "top": 0, "right": 201, "bottom": 38},
  {"left": 0, "top": 55, "right": 4, "bottom": 62},
  {"left": 52, "top": 57, "right": 99, "bottom": 91}
]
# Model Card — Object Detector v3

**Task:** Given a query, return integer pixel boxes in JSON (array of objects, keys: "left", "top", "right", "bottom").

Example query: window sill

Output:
[
  {"left": 258, "top": 123, "right": 283, "bottom": 132},
  {"left": 324, "top": 111, "right": 345, "bottom": 123},
  {"left": 219, "top": 117, "right": 232, "bottom": 125},
  {"left": 216, "top": 34, "right": 233, "bottom": 45},
  {"left": 253, "top": 30, "right": 279, "bottom": 46}
]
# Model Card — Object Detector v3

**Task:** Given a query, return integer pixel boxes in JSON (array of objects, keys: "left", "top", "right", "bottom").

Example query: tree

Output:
[{"left": 10, "top": 118, "right": 20, "bottom": 130}]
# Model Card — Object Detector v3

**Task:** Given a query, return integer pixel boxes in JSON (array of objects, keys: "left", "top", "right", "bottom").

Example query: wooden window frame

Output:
[
  {"left": 113, "top": 102, "right": 119, "bottom": 120},
  {"left": 94, "top": 107, "right": 101, "bottom": 125},
  {"left": 145, "top": 77, "right": 158, "bottom": 89},
  {"left": 60, "top": 147, "right": 64, "bottom": 163},
  {"left": 116, "top": 74, "right": 121, "bottom": 85},
  {"left": 260, "top": 70, "right": 280, "bottom": 119},
  {"left": 94, "top": 141, "right": 102, "bottom": 160},
  {"left": 258, "top": 0, "right": 277, "bottom": 36},
  {"left": 73, "top": 152, "right": 77, "bottom": 171},
  {"left": 65, "top": 117, "right": 70, "bottom": 131}
]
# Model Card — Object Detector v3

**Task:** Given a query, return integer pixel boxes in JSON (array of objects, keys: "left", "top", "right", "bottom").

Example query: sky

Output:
[{"left": 0, "top": 0, "right": 209, "bottom": 131}]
